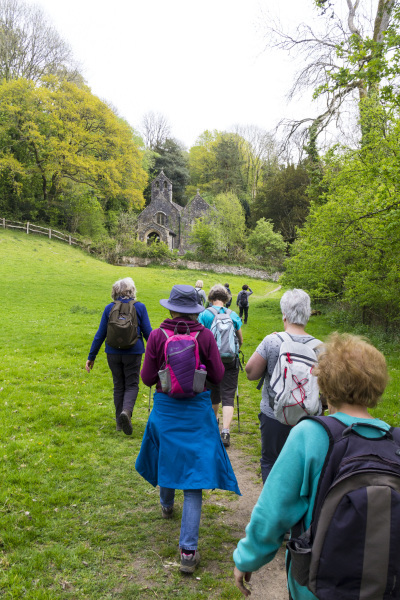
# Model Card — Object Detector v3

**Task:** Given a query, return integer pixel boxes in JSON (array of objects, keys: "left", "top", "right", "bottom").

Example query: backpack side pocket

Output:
[
  {"left": 158, "top": 367, "right": 171, "bottom": 393},
  {"left": 287, "top": 532, "right": 312, "bottom": 587}
]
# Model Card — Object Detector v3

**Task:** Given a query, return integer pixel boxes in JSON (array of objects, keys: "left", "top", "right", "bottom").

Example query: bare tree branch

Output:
[
  {"left": 0, "top": 0, "right": 82, "bottom": 83},
  {"left": 140, "top": 111, "right": 171, "bottom": 150}
]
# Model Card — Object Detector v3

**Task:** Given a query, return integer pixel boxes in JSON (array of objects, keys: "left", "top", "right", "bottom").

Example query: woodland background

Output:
[{"left": 1, "top": 0, "right": 400, "bottom": 328}]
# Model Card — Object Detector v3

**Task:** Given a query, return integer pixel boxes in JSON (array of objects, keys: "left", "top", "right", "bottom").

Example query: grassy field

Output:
[{"left": 1, "top": 227, "right": 399, "bottom": 599}]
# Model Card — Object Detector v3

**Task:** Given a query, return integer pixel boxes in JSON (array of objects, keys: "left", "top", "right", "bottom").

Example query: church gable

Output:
[{"left": 137, "top": 173, "right": 209, "bottom": 252}]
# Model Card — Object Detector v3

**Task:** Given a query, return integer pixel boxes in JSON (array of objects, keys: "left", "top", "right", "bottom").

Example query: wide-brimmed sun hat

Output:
[{"left": 160, "top": 284, "right": 205, "bottom": 314}]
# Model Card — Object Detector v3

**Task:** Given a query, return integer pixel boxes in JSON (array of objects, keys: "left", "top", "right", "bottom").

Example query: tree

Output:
[
  {"left": 233, "top": 125, "right": 278, "bottom": 201},
  {"left": 190, "top": 191, "right": 247, "bottom": 261},
  {"left": 187, "top": 130, "right": 218, "bottom": 197},
  {"left": 247, "top": 218, "right": 286, "bottom": 266},
  {"left": 212, "top": 133, "right": 246, "bottom": 197},
  {"left": 0, "top": 0, "right": 81, "bottom": 83},
  {"left": 140, "top": 111, "right": 171, "bottom": 150},
  {"left": 265, "top": 0, "right": 400, "bottom": 146},
  {"left": 0, "top": 77, "right": 147, "bottom": 227},
  {"left": 189, "top": 218, "right": 221, "bottom": 259},
  {"left": 152, "top": 138, "right": 190, "bottom": 205},
  {"left": 251, "top": 163, "right": 310, "bottom": 242},
  {"left": 282, "top": 97, "right": 400, "bottom": 324}
]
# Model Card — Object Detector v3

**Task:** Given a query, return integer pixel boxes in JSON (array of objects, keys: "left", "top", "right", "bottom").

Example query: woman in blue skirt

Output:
[{"left": 136, "top": 284, "right": 240, "bottom": 573}]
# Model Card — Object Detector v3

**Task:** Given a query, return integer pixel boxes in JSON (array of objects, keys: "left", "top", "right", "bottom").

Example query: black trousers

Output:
[
  {"left": 238, "top": 305, "right": 248, "bottom": 323},
  {"left": 107, "top": 353, "right": 142, "bottom": 421},
  {"left": 259, "top": 411, "right": 291, "bottom": 483}
]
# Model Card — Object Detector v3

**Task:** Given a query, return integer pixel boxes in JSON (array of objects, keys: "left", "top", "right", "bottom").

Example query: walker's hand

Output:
[
  {"left": 234, "top": 566, "right": 252, "bottom": 596},
  {"left": 85, "top": 360, "right": 94, "bottom": 373}
]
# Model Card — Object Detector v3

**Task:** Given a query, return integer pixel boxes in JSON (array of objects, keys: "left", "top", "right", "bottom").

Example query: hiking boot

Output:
[
  {"left": 119, "top": 410, "right": 133, "bottom": 436},
  {"left": 161, "top": 505, "right": 174, "bottom": 519},
  {"left": 221, "top": 432, "right": 230, "bottom": 447},
  {"left": 116, "top": 423, "right": 122, "bottom": 431},
  {"left": 180, "top": 550, "right": 200, "bottom": 573}
]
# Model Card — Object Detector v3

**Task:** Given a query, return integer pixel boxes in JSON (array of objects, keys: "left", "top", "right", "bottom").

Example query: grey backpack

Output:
[{"left": 208, "top": 307, "right": 239, "bottom": 363}]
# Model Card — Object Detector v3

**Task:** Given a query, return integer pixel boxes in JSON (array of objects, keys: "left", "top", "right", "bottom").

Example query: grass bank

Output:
[{"left": 0, "top": 228, "right": 399, "bottom": 599}]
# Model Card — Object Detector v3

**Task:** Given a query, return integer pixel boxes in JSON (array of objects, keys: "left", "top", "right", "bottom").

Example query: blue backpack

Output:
[{"left": 288, "top": 416, "right": 400, "bottom": 599}]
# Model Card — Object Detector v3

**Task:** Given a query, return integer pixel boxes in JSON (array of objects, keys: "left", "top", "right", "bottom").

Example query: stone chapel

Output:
[{"left": 137, "top": 171, "right": 211, "bottom": 253}]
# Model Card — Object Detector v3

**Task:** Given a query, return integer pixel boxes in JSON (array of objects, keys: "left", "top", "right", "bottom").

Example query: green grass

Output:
[{"left": 1, "top": 227, "right": 399, "bottom": 598}]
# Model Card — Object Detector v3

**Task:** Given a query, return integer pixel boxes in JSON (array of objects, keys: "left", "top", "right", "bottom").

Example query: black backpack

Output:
[
  {"left": 106, "top": 300, "right": 138, "bottom": 350},
  {"left": 237, "top": 291, "right": 248, "bottom": 308},
  {"left": 287, "top": 416, "right": 400, "bottom": 599}
]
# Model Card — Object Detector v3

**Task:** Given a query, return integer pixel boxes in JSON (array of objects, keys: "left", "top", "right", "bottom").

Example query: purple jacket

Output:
[{"left": 141, "top": 317, "right": 225, "bottom": 393}]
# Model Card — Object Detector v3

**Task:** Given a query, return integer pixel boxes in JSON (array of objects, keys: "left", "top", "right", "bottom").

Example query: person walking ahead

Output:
[
  {"left": 85, "top": 277, "right": 152, "bottom": 435},
  {"left": 245, "top": 289, "right": 321, "bottom": 482},
  {"left": 234, "top": 333, "right": 392, "bottom": 599},
  {"left": 136, "top": 285, "right": 240, "bottom": 574},
  {"left": 236, "top": 285, "right": 253, "bottom": 324},
  {"left": 198, "top": 284, "right": 243, "bottom": 448}
]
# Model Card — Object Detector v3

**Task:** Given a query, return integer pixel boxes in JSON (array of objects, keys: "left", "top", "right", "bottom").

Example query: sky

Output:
[{"left": 26, "top": 0, "right": 322, "bottom": 148}]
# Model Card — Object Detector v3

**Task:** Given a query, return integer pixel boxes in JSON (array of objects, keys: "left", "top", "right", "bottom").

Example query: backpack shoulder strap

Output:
[
  {"left": 301, "top": 415, "right": 351, "bottom": 529},
  {"left": 304, "top": 337, "right": 322, "bottom": 351},
  {"left": 160, "top": 327, "right": 172, "bottom": 339},
  {"left": 276, "top": 331, "right": 289, "bottom": 345},
  {"left": 208, "top": 306, "right": 218, "bottom": 316},
  {"left": 128, "top": 299, "right": 137, "bottom": 315}
]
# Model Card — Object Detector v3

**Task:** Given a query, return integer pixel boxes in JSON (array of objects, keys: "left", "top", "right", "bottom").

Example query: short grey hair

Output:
[
  {"left": 208, "top": 283, "right": 229, "bottom": 304},
  {"left": 280, "top": 289, "right": 311, "bottom": 326},
  {"left": 111, "top": 277, "right": 136, "bottom": 301},
  {"left": 195, "top": 280, "right": 203, "bottom": 288}
]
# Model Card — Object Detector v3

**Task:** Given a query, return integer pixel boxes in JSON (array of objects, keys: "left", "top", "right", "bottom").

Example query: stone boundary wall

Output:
[{"left": 118, "top": 256, "right": 281, "bottom": 282}]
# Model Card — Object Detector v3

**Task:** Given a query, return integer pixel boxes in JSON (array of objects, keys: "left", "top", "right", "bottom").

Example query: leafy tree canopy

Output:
[
  {"left": 0, "top": 77, "right": 147, "bottom": 228},
  {"left": 247, "top": 217, "right": 286, "bottom": 265},
  {"left": 251, "top": 163, "right": 310, "bottom": 242},
  {"left": 283, "top": 97, "right": 400, "bottom": 323}
]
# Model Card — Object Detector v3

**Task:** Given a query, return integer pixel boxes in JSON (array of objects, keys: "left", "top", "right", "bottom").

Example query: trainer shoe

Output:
[
  {"left": 180, "top": 550, "right": 200, "bottom": 573},
  {"left": 119, "top": 410, "right": 133, "bottom": 436},
  {"left": 221, "top": 432, "right": 230, "bottom": 447},
  {"left": 161, "top": 505, "right": 174, "bottom": 519}
]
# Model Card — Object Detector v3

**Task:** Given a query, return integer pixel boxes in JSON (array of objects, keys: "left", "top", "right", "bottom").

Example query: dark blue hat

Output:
[{"left": 160, "top": 284, "right": 205, "bottom": 314}]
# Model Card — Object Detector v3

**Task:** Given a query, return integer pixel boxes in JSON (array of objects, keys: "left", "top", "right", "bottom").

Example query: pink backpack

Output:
[{"left": 157, "top": 322, "right": 207, "bottom": 398}]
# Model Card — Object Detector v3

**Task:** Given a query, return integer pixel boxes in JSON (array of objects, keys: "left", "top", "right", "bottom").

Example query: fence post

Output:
[
  {"left": 27, "top": 221, "right": 29, "bottom": 234},
  {"left": 2, "top": 218, "right": 5, "bottom": 228},
  {"left": 68, "top": 235, "right": 71, "bottom": 245},
  {"left": 49, "top": 228, "right": 51, "bottom": 239}
]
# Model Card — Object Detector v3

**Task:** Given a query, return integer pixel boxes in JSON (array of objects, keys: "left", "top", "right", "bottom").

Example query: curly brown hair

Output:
[{"left": 314, "top": 333, "right": 389, "bottom": 409}]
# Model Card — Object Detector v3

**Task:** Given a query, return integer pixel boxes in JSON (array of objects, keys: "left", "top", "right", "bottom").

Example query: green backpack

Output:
[{"left": 106, "top": 300, "right": 138, "bottom": 350}]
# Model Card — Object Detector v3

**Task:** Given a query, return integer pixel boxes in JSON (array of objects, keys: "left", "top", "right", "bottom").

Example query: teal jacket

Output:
[{"left": 233, "top": 413, "right": 391, "bottom": 600}]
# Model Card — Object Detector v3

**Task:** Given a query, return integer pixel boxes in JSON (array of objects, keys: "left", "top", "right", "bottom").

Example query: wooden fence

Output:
[{"left": 1, "top": 217, "right": 82, "bottom": 247}]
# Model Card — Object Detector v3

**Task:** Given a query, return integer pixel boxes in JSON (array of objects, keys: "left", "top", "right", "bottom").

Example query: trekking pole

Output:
[
  {"left": 236, "top": 385, "right": 240, "bottom": 433},
  {"left": 148, "top": 386, "right": 152, "bottom": 416}
]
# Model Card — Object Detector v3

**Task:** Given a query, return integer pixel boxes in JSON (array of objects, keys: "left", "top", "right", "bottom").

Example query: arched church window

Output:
[
  {"left": 156, "top": 212, "right": 166, "bottom": 226},
  {"left": 164, "top": 181, "right": 168, "bottom": 189}
]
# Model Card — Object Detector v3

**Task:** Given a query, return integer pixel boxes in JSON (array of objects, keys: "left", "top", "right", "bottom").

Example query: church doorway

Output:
[{"left": 146, "top": 231, "right": 160, "bottom": 244}]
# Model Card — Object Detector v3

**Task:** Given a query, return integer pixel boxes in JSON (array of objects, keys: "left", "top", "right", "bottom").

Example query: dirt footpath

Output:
[{"left": 225, "top": 446, "right": 288, "bottom": 600}]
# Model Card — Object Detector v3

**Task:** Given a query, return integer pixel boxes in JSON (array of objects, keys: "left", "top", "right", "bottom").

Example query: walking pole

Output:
[
  {"left": 236, "top": 351, "right": 244, "bottom": 433},
  {"left": 236, "top": 385, "right": 240, "bottom": 433},
  {"left": 148, "top": 386, "right": 152, "bottom": 416}
]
